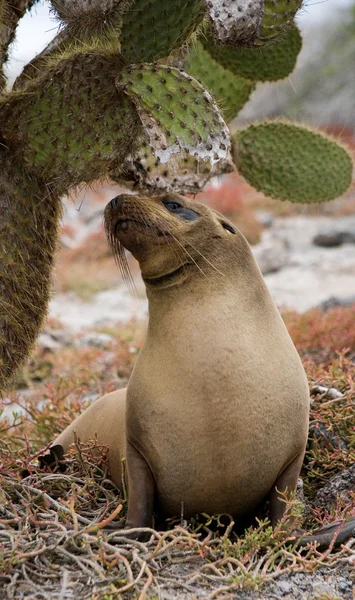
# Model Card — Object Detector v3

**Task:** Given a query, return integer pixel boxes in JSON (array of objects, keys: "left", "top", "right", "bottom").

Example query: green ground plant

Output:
[{"left": 0, "top": 0, "right": 353, "bottom": 390}]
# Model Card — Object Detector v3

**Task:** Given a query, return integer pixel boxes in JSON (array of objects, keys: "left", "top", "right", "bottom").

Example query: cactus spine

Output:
[{"left": 0, "top": 157, "right": 62, "bottom": 387}]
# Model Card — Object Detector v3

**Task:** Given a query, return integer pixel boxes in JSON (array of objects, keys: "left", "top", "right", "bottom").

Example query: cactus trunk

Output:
[{"left": 0, "top": 158, "right": 62, "bottom": 391}]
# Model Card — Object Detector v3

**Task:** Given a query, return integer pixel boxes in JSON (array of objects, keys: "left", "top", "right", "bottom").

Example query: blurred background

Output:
[{"left": 5, "top": 0, "right": 355, "bottom": 330}]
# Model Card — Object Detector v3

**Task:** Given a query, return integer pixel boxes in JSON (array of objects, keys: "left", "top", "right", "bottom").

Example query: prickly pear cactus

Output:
[{"left": 0, "top": 0, "right": 353, "bottom": 390}]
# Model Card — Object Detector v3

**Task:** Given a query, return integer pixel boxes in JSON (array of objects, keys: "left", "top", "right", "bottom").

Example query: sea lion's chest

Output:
[{"left": 126, "top": 297, "right": 309, "bottom": 517}]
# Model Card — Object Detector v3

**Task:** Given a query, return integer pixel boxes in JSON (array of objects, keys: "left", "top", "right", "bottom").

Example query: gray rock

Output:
[
  {"left": 37, "top": 333, "right": 63, "bottom": 351},
  {"left": 276, "top": 581, "right": 293, "bottom": 595},
  {"left": 313, "top": 230, "right": 355, "bottom": 248},
  {"left": 317, "top": 295, "right": 355, "bottom": 312},
  {"left": 315, "top": 464, "right": 355, "bottom": 509},
  {"left": 313, "top": 231, "right": 346, "bottom": 247},
  {"left": 310, "top": 385, "right": 343, "bottom": 400},
  {"left": 252, "top": 236, "right": 289, "bottom": 275},
  {"left": 78, "top": 332, "right": 115, "bottom": 349},
  {"left": 37, "top": 329, "right": 73, "bottom": 351},
  {"left": 256, "top": 210, "right": 274, "bottom": 228}
]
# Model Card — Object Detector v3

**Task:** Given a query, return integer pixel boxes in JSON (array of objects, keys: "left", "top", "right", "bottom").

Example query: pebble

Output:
[
  {"left": 276, "top": 581, "right": 293, "bottom": 595},
  {"left": 313, "top": 230, "right": 355, "bottom": 247},
  {"left": 78, "top": 332, "right": 115, "bottom": 349}
]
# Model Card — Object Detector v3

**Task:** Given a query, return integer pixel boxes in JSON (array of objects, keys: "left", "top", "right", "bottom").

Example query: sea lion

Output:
[{"left": 53, "top": 192, "right": 311, "bottom": 532}]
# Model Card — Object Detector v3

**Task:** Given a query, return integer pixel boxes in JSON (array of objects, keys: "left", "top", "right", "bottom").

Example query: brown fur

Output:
[{"left": 53, "top": 193, "right": 310, "bottom": 527}]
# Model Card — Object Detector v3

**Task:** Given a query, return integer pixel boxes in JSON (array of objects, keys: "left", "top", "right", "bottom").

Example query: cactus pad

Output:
[
  {"left": 120, "top": 0, "right": 206, "bottom": 63},
  {"left": 119, "top": 63, "right": 231, "bottom": 166},
  {"left": 184, "top": 43, "right": 255, "bottom": 121},
  {"left": 1, "top": 51, "right": 141, "bottom": 192},
  {"left": 260, "top": 0, "right": 303, "bottom": 43},
  {"left": 113, "top": 140, "right": 234, "bottom": 194},
  {"left": 234, "top": 122, "right": 353, "bottom": 203},
  {"left": 206, "top": 0, "right": 302, "bottom": 46},
  {"left": 203, "top": 23, "right": 302, "bottom": 82},
  {"left": 206, "top": 0, "right": 263, "bottom": 46}
]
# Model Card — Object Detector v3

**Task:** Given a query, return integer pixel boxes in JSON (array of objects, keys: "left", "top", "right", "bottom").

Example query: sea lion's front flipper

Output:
[
  {"left": 296, "top": 518, "right": 355, "bottom": 551},
  {"left": 125, "top": 440, "right": 155, "bottom": 537}
]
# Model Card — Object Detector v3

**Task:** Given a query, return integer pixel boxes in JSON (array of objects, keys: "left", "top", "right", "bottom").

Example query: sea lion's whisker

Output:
[
  {"left": 169, "top": 233, "right": 207, "bottom": 277},
  {"left": 176, "top": 233, "right": 225, "bottom": 277}
]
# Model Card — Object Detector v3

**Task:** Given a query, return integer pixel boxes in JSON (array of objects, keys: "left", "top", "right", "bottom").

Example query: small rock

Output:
[
  {"left": 342, "top": 231, "right": 355, "bottom": 244},
  {"left": 313, "top": 230, "right": 355, "bottom": 247},
  {"left": 313, "top": 231, "right": 345, "bottom": 247},
  {"left": 78, "top": 332, "right": 115, "bottom": 349},
  {"left": 314, "top": 583, "right": 334, "bottom": 596},
  {"left": 256, "top": 210, "right": 274, "bottom": 228},
  {"left": 310, "top": 385, "right": 344, "bottom": 399},
  {"left": 276, "top": 580, "right": 293, "bottom": 595},
  {"left": 317, "top": 295, "right": 355, "bottom": 312},
  {"left": 296, "top": 478, "right": 305, "bottom": 504},
  {"left": 315, "top": 464, "right": 355, "bottom": 509},
  {"left": 338, "top": 579, "right": 351, "bottom": 592},
  {"left": 252, "top": 236, "right": 289, "bottom": 274},
  {"left": 37, "top": 333, "right": 63, "bottom": 351}
]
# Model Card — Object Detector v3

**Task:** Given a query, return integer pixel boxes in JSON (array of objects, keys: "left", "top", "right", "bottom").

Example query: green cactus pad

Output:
[
  {"left": 0, "top": 51, "right": 141, "bottom": 192},
  {"left": 120, "top": 0, "right": 206, "bottom": 63},
  {"left": 184, "top": 43, "right": 255, "bottom": 122},
  {"left": 203, "top": 23, "right": 302, "bottom": 82},
  {"left": 234, "top": 122, "right": 353, "bottom": 203},
  {"left": 260, "top": 0, "right": 303, "bottom": 43},
  {"left": 119, "top": 63, "right": 231, "bottom": 166},
  {"left": 0, "top": 159, "right": 62, "bottom": 390}
]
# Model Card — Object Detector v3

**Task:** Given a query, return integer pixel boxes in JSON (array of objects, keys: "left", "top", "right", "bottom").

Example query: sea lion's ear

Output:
[{"left": 221, "top": 222, "right": 236, "bottom": 234}]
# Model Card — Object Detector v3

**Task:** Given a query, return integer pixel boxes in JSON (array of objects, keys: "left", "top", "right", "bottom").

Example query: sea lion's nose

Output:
[{"left": 108, "top": 195, "right": 124, "bottom": 210}]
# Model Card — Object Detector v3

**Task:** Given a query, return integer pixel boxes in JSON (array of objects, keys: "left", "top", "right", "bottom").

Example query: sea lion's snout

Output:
[
  {"left": 104, "top": 192, "right": 242, "bottom": 286},
  {"left": 108, "top": 195, "right": 121, "bottom": 210},
  {"left": 106, "top": 194, "right": 129, "bottom": 211}
]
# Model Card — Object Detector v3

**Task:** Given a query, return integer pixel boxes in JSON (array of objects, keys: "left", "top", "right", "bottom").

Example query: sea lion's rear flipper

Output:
[
  {"left": 296, "top": 518, "right": 355, "bottom": 551},
  {"left": 38, "top": 444, "right": 66, "bottom": 472},
  {"left": 21, "top": 444, "right": 66, "bottom": 478}
]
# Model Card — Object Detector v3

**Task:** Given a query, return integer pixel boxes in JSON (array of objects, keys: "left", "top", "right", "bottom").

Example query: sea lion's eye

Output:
[
  {"left": 164, "top": 201, "right": 181, "bottom": 211},
  {"left": 162, "top": 199, "right": 200, "bottom": 221},
  {"left": 222, "top": 222, "right": 236, "bottom": 234}
]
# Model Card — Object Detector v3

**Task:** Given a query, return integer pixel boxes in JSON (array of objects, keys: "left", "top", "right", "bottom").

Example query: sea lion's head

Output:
[{"left": 104, "top": 193, "right": 249, "bottom": 288}]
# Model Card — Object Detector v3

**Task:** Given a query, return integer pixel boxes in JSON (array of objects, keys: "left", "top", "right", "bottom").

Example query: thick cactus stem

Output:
[
  {"left": 234, "top": 121, "right": 353, "bottom": 203},
  {"left": 0, "top": 1, "right": 35, "bottom": 91},
  {"left": 184, "top": 42, "right": 256, "bottom": 122},
  {"left": 0, "top": 159, "right": 62, "bottom": 391},
  {"left": 51, "top": 0, "right": 131, "bottom": 37}
]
